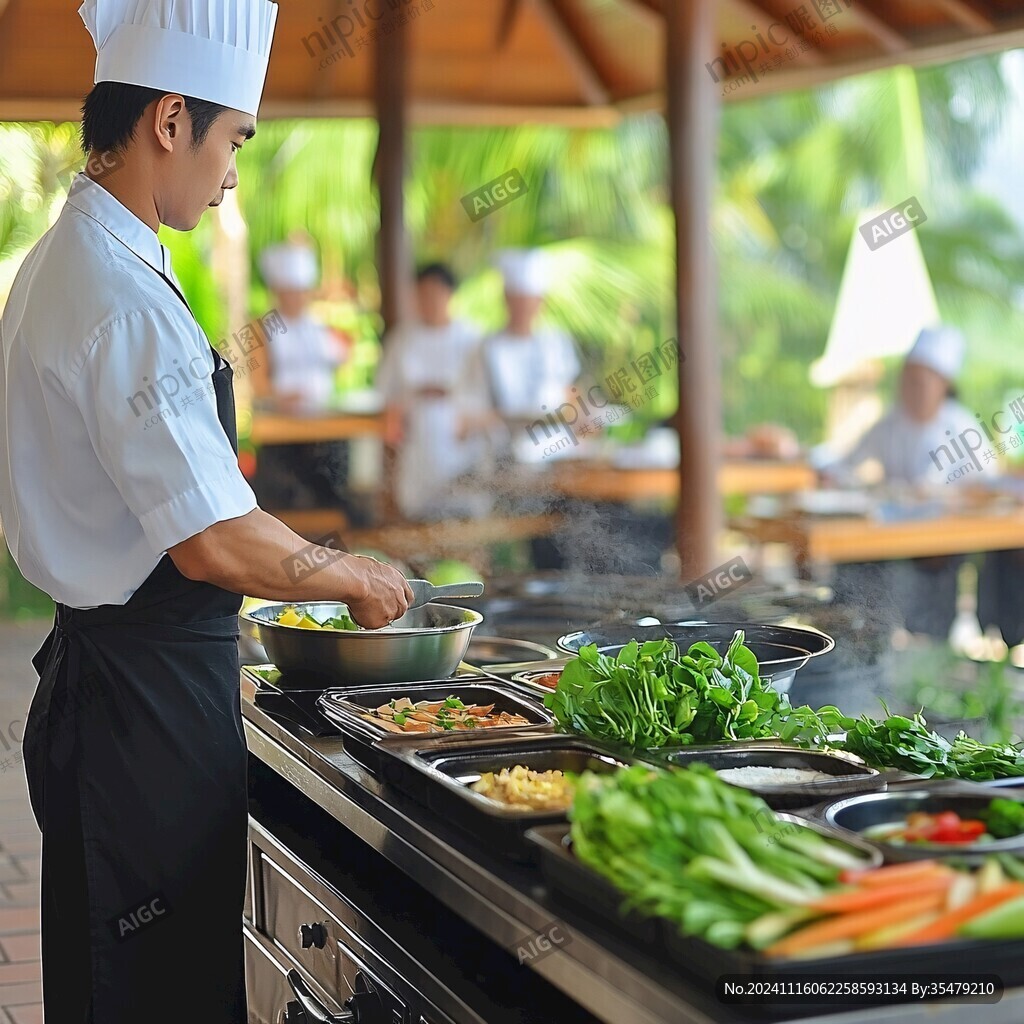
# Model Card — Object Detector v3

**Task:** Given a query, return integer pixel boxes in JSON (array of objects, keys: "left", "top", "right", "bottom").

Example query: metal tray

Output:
[
  {"left": 526, "top": 821, "right": 1024, "bottom": 1018},
  {"left": 650, "top": 743, "right": 885, "bottom": 810},
  {"left": 386, "top": 735, "right": 633, "bottom": 862},
  {"left": 316, "top": 681, "right": 553, "bottom": 775},
  {"left": 813, "top": 785, "right": 1024, "bottom": 863},
  {"left": 508, "top": 668, "right": 564, "bottom": 697}
]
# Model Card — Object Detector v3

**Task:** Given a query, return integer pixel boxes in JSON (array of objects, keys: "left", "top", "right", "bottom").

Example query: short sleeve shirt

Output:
[{"left": 0, "top": 175, "right": 257, "bottom": 608}]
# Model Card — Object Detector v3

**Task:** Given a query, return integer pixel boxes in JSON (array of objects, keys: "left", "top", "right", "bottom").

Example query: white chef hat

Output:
[
  {"left": 79, "top": 0, "right": 279, "bottom": 118},
  {"left": 905, "top": 325, "right": 966, "bottom": 381},
  {"left": 260, "top": 242, "right": 319, "bottom": 291},
  {"left": 496, "top": 248, "right": 552, "bottom": 297}
]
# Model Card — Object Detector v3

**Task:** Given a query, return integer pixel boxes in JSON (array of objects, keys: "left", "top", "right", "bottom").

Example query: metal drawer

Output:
[
  {"left": 259, "top": 853, "right": 344, "bottom": 1001},
  {"left": 245, "top": 925, "right": 347, "bottom": 1024}
]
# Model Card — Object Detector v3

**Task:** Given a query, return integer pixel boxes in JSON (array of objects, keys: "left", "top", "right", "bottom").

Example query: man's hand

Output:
[{"left": 344, "top": 556, "right": 414, "bottom": 629}]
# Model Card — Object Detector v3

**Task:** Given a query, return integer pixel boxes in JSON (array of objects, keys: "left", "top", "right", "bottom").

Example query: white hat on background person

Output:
[
  {"left": 496, "top": 248, "right": 552, "bottom": 297},
  {"left": 79, "top": 0, "right": 279, "bottom": 118},
  {"left": 260, "top": 242, "right": 319, "bottom": 291},
  {"left": 905, "top": 325, "right": 966, "bottom": 382}
]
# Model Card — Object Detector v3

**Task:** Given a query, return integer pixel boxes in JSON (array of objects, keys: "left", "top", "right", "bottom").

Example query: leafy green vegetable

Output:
[
  {"left": 983, "top": 799, "right": 1024, "bottom": 840},
  {"left": 545, "top": 632, "right": 842, "bottom": 750},
  {"left": 323, "top": 613, "right": 360, "bottom": 631},
  {"left": 836, "top": 703, "right": 1024, "bottom": 781},
  {"left": 569, "top": 764, "right": 868, "bottom": 948}
]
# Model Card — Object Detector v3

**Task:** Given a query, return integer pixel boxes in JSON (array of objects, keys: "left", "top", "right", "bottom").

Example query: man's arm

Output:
[{"left": 169, "top": 508, "right": 412, "bottom": 628}]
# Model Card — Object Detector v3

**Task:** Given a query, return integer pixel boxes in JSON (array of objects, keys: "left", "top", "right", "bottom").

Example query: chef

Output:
[
  {"left": 819, "top": 325, "right": 976, "bottom": 488},
  {"left": 0, "top": 2, "right": 411, "bottom": 1021},
  {"left": 251, "top": 239, "right": 352, "bottom": 509},
  {"left": 377, "top": 263, "right": 486, "bottom": 519},
  {"left": 469, "top": 247, "right": 582, "bottom": 450},
  {"left": 254, "top": 239, "right": 348, "bottom": 412},
  {"left": 818, "top": 325, "right": 976, "bottom": 637}
]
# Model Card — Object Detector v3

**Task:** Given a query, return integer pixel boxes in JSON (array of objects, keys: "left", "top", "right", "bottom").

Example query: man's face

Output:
[
  {"left": 900, "top": 361, "right": 948, "bottom": 424},
  {"left": 161, "top": 104, "right": 255, "bottom": 231},
  {"left": 416, "top": 277, "right": 453, "bottom": 327}
]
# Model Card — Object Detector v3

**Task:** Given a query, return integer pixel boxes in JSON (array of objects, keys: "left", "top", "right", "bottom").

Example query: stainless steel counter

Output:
[{"left": 241, "top": 670, "right": 1024, "bottom": 1024}]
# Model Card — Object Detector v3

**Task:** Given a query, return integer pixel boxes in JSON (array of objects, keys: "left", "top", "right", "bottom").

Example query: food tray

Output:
[
  {"left": 386, "top": 735, "right": 632, "bottom": 862},
  {"left": 651, "top": 743, "right": 884, "bottom": 810},
  {"left": 813, "top": 785, "right": 1024, "bottom": 864},
  {"left": 508, "top": 668, "right": 563, "bottom": 697},
  {"left": 316, "top": 681, "right": 553, "bottom": 775},
  {"left": 528, "top": 822, "right": 1024, "bottom": 1018}
]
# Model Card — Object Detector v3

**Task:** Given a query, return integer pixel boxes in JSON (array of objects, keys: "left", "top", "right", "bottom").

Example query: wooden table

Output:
[
  {"left": 732, "top": 509, "right": 1024, "bottom": 574},
  {"left": 546, "top": 459, "right": 816, "bottom": 502},
  {"left": 250, "top": 409, "right": 383, "bottom": 445}
]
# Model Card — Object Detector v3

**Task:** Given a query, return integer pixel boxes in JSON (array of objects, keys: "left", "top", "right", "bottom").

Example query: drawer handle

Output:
[
  {"left": 298, "top": 921, "right": 329, "bottom": 950},
  {"left": 284, "top": 970, "right": 358, "bottom": 1023}
]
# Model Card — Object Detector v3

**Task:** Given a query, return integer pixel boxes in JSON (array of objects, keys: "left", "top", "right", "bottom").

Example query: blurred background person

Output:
[
  {"left": 251, "top": 239, "right": 349, "bottom": 412},
  {"left": 817, "top": 325, "right": 975, "bottom": 488},
  {"left": 466, "top": 248, "right": 582, "bottom": 456},
  {"left": 250, "top": 239, "right": 353, "bottom": 513},
  {"left": 377, "top": 263, "right": 486, "bottom": 520},
  {"left": 817, "top": 325, "right": 977, "bottom": 637}
]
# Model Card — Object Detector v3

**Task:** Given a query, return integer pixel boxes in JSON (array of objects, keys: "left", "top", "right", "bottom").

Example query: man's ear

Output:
[{"left": 153, "top": 94, "right": 188, "bottom": 154}]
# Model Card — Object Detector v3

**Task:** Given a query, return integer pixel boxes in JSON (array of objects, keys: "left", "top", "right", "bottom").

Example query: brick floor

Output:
[{"left": 0, "top": 620, "right": 49, "bottom": 1024}]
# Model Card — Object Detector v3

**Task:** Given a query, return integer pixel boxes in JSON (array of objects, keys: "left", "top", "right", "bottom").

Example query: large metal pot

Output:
[{"left": 240, "top": 602, "right": 483, "bottom": 685}]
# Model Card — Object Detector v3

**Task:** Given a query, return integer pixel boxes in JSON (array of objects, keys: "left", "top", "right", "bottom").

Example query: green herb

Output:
[
  {"left": 545, "top": 632, "right": 843, "bottom": 751},
  {"left": 324, "top": 613, "right": 360, "bottom": 631},
  {"left": 393, "top": 712, "right": 407, "bottom": 726},
  {"left": 982, "top": 799, "right": 1024, "bottom": 839},
  {"left": 569, "top": 764, "right": 866, "bottom": 949},
  {"left": 443, "top": 696, "right": 465, "bottom": 709},
  {"left": 836, "top": 702, "right": 1024, "bottom": 781}
]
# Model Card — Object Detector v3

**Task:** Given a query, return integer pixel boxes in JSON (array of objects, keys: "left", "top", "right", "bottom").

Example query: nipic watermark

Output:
[
  {"left": 706, "top": 0, "right": 854, "bottom": 89},
  {"left": 859, "top": 197, "right": 927, "bottom": 252}
]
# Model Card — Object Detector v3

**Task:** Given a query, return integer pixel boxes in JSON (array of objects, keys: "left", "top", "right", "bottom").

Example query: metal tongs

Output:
[{"left": 405, "top": 578, "right": 484, "bottom": 610}]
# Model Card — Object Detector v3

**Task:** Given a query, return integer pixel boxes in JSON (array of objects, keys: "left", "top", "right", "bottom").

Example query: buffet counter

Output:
[{"left": 241, "top": 668, "right": 1024, "bottom": 1024}]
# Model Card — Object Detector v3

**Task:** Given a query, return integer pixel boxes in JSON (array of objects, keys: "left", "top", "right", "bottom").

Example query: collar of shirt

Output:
[{"left": 65, "top": 173, "right": 175, "bottom": 284}]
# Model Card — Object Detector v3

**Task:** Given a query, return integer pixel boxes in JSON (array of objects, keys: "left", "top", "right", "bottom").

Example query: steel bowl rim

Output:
[
  {"left": 556, "top": 620, "right": 836, "bottom": 665},
  {"left": 242, "top": 601, "right": 484, "bottom": 637},
  {"left": 822, "top": 788, "right": 1024, "bottom": 853}
]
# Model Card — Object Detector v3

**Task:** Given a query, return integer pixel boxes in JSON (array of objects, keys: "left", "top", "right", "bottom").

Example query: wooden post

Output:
[
  {"left": 374, "top": 16, "right": 411, "bottom": 335},
  {"left": 665, "top": 0, "right": 722, "bottom": 580}
]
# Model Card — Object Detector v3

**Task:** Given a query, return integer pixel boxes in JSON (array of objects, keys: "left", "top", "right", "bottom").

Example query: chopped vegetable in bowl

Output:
[{"left": 274, "top": 606, "right": 360, "bottom": 630}]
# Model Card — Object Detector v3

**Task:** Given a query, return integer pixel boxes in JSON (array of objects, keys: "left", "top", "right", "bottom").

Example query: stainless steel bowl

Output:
[{"left": 239, "top": 602, "right": 483, "bottom": 685}]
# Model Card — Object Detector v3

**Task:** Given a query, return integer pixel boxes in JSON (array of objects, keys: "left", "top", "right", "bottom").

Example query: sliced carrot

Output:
[
  {"left": 855, "top": 912, "right": 943, "bottom": 951},
  {"left": 808, "top": 875, "right": 954, "bottom": 915},
  {"left": 886, "top": 883, "right": 1024, "bottom": 947},
  {"left": 839, "top": 860, "right": 946, "bottom": 887},
  {"left": 764, "top": 893, "right": 948, "bottom": 958}
]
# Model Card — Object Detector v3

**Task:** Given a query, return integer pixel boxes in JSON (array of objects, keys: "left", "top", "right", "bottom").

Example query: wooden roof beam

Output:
[
  {"left": 495, "top": 0, "right": 523, "bottom": 50},
  {"left": 842, "top": 0, "right": 910, "bottom": 54},
  {"left": 727, "top": 0, "right": 825, "bottom": 65},
  {"left": 531, "top": 0, "right": 611, "bottom": 106},
  {"left": 931, "top": 0, "right": 995, "bottom": 34}
]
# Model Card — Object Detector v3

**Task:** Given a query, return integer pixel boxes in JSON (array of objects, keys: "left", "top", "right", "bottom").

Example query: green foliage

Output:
[{"left": 2, "top": 55, "right": 1023, "bottom": 444}]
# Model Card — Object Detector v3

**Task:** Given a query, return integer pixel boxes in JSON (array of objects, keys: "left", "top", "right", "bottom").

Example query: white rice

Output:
[{"left": 716, "top": 766, "right": 836, "bottom": 787}]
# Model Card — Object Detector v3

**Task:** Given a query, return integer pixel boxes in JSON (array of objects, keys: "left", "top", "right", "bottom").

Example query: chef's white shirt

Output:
[
  {"left": 821, "top": 399, "right": 981, "bottom": 487},
  {"left": 377, "top": 319, "right": 484, "bottom": 518},
  {"left": 0, "top": 174, "right": 257, "bottom": 608},
  {"left": 477, "top": 327, "right": 581, "bottom": 419},
  {"left": 267, "top": 312, "right": 344, "bottom": 410}
]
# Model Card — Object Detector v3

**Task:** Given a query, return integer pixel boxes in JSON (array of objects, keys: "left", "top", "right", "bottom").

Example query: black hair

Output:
[
  {"left": 416, "top": 262, "right": 458, "bottom": 290},
  {"left": 81, "top": 81, "right": 228, "bottom": 156}
]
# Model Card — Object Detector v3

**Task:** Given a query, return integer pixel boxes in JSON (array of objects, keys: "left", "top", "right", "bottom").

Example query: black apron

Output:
[{"left": 23, "top": 273, "right": 248, "bottom": 1022}]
